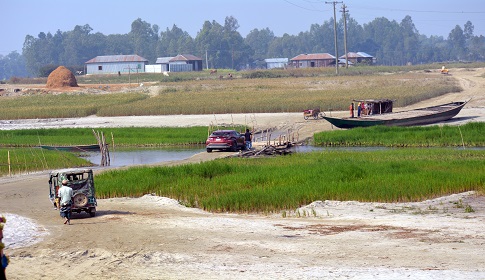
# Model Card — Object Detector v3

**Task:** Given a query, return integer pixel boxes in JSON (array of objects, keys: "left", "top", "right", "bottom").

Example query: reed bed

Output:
[
  {"left": 97, "top": 73, "right": 460, "bottom": 116},
  {"left": 314, "top": 122, "right": 485, "bottom": 147},
  {"left": 0, "top": 148, "right": 92, "bottom": 176},
  {"left": 0, "top": 93, "right": 147, "bottom": 120},
  {"left": 0, "top": 127, "right": 210, "bottom": 147},
  {"left": 2, "top": 73, "right": 460, "bottom": 119},
  {"left": 95, "top": 149, "right": 485, "bottom": 213}
]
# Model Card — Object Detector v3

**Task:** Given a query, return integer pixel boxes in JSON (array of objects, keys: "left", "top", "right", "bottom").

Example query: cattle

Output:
[{"left": 210, "top": 69, "right": 218, "bottom": 75}]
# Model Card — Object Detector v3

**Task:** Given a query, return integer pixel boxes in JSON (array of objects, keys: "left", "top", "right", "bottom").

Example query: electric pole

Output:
[
  {"left": 326, "top": 1, "right": 342, "bottom": 75},
  {"left": 341, "top": 4, "right": 349, "bottom": 68}
]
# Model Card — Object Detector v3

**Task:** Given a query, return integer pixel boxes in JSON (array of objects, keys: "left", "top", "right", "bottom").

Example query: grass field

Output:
[
  {"left": 95, "top": 148, "right": 485, "bottom": 213},
  {"left": 0, "top": 127, "right": 211, "bottom": 147},
  {"left": 1, "top": 70, "right": 461, "bottom": 119},
  {"left": 0, "top": 147, "right": 92, "bottom": 176},
  {"left": 314, "top": 122, "right": 485, "bottom": 147}
]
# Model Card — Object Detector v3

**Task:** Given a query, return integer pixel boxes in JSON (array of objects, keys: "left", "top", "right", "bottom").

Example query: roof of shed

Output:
[
  {"left": 264, "top": 58, "right": 289, "bottom": 63},
  {"left": 340, "top": 52, "right": 374, "bottom": 58},
  {"left": 170, "top": 54, "right": 202, "bottom": 62},
  {"left": 85, "top": 55, "right": 148, "bottom": 64},
  {"left": 290, "top": 53, "right": 335, "bottom": 61},
  {"left": 156, "top": 57, "right": 174, "bottom": 64}
]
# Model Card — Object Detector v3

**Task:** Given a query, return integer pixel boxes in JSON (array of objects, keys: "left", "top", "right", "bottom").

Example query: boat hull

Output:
[
  {"left": 323, "top": 101, "right": 467, "bottom": 129},
  {"left": 40, "top": 144, "right": 101, "bottom": 152}
]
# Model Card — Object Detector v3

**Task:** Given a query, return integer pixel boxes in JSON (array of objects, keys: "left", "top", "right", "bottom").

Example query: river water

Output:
[
  {"left": 83, "top": 145, "right": 392, "bottom": 168},
  {"left": 84, "top": 147, "right": 205, "bottom": 167},
  {"left": 83, "top": 145, "right": 482, "bottom": 168}
]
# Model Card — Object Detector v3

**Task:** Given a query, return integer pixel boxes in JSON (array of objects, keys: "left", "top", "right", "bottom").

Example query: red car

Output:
[{"left": 206, "top": 130, "right": 246, "bottom": 152}]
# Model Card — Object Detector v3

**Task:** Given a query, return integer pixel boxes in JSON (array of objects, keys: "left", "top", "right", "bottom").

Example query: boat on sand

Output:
[{"left": 322, "top": 99, "right": 468, "bottom": 129}]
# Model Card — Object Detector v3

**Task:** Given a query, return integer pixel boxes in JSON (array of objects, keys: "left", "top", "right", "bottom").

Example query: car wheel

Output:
[
  {"left": 89, "top": 207, "right": 96, "bottom": 217},
  {"left": 230, "top": 140, "right": 237, "bottom": 152},
  {"left": 207, "top": 148, "right": 212, "bottom": 153}
]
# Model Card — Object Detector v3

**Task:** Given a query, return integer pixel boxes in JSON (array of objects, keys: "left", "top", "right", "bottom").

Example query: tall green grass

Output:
[
  {"left": 95, "top": 149, "right": 485, "bottom": 213},
  {"left": 314, "top": 122, "right": 485, "bottom": 147},
  {"left": 0, "top": 127, "right": 211, "bottom": 147},
  {"left": 0, "top": 148, "right": 93, "bottom": 176}
]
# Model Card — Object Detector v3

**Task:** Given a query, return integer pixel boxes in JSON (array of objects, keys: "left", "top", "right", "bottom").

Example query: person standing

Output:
[
  {"left": 349, "top": 103, "right": 354, "bottom": 118},
  {"left": 244, "top": 128, "right": 253, "bottom": 150},
  {"left": 58, "top": 180, "right": 73, "bottom": 225},
  {"left": 1, "top": 216, "right": 8, "bottom": 280},
  {"left": 357, "top": 102, "right": 361, "bottom": 118}
]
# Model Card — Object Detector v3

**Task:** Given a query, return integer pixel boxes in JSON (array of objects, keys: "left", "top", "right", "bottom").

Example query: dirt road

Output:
[{"left": 1, "top": 68, "right": 485, "bottom": 279}]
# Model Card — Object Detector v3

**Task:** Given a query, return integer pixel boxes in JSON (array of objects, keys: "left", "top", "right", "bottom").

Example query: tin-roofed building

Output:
[
  {"left": 168, "top": 54, "right": 203, "bottom": 72},
  {"left": 265, "top": 58, "right": 288, "bottom": 69},
  {"left": 155, "top": 57, "right": 174, "bottom": 72},
  {"left": 290, "top": 53, "right": 336, "bottom": 68},
  {"left": 340, "top": 52, "right": 375, "bottom": 65},
  {"left": 85, "top": 55, "right": 149, "bottom": 75}
]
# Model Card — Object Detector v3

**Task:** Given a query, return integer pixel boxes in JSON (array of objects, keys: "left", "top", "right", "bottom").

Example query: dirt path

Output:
[{"left": 1, "top": 68, "right": 485, "bottom": 279}]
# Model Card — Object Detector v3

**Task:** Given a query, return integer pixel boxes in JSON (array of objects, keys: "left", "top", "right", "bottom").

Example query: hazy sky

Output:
[{"left": 2, "top": 0, "right": 484, "bottom": 55}]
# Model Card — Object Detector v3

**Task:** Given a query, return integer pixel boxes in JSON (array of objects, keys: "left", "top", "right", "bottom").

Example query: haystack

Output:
[{"left": 46, "top": 66, "right": 78, "bottom": 88}]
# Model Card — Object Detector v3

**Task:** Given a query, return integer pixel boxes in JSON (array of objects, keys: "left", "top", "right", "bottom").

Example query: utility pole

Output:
[
  {"left": 341, "top": 4, "right": 349, "bottom": 68},
  {"left": 326, "top": 1, "right": 342, "bottom": 75}
]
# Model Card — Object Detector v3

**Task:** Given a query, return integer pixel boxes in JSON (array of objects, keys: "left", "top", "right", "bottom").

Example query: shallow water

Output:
[
  {"left": 83, "top": 145, "right": 483, "bottom": 168},
  {"left": 84, "top": 147, "right": 204, "bottom": 167}
]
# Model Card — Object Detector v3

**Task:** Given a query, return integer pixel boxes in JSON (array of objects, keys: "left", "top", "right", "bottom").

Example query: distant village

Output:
[{"left": 84, "top": 52, "right": 375, "bottom": 75}]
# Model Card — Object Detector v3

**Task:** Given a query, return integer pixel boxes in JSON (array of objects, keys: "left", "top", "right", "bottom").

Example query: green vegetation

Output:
[
  {"left": 0, "top": 93, "right": 148, "bottom": 119},
  {"left": 314, "top": 122, "right": 485, "bottom": 147},
  {"left": 95, "top": 149, "right": 485, "bottom": 213},
  {"left": 0, "top": 148, "right": 92, "bottom": 176},
  {"left": 2, "top": 71, "right": 462, "bottom": 119},
  {"left": 0, "top": 127, "right": 211, "bottom": 147}
]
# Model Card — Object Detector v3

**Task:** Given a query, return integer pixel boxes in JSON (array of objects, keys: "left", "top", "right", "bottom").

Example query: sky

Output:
[{"left": 1, "top": 0, "right": 485, "bottom": 55}]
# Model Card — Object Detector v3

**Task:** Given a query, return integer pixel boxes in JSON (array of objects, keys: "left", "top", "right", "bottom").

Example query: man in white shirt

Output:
[{"left": 58, "top": 179, "right": 73, "bottom": 225}]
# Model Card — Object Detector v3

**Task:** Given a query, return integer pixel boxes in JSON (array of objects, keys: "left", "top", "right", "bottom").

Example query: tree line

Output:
[{"left": 1, "top": 14, "right": 484, "bottom": 79}]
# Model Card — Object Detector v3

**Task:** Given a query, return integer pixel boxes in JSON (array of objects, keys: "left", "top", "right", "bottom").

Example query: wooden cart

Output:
[{"left": 303, "top": 108, "right": 323, "bottom": 120}]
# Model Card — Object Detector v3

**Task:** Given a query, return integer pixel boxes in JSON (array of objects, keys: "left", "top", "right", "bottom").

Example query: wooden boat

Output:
[
  {"left": 322, "top": 100, "right": 468, "bottom": 129},
  {"left": 40, "top": 144, "right": 101, "bottom": 152}
]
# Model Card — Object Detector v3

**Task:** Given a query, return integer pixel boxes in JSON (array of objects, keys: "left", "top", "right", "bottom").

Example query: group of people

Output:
[{"left": 349, "top": 102, "right": 374, "bottom": 118}]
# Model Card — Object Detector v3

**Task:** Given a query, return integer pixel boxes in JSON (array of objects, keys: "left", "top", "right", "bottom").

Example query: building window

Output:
[{"left": 98, "top": 66, "right": 103, "bottom": 71}]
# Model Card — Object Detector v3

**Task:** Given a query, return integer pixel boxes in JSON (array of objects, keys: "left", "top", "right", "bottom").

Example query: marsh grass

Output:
[
  {"left": 98, "top": 73, "right": 461, "bottom": 116},
  {"left": 0, "top": 148, "right": 92, "bottom": 176},
  {"left": 95, "top": 149, "right": 485, "bottom": 213},
  {"left": 0, "top": 127, "right": 210, "bottom": 147},
  {"left": 0, "top": 93, "right": 147, "bottom": 119},
  {"left": 2, "top": 72, "right": 461, "bottom": 118},
  {"left": 314, "top": 122, "right": 485, "bottom": 147}
]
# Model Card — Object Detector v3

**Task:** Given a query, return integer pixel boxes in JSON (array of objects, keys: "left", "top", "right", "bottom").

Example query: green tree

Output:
[
  {"left": 448, "top": 25, "right": 467, "bottom": 60},
  {"left": 0, "top": 51, "right": 28, "bottom": 80},
  {"left": 129, "top": 18, "right": 159, "bottom": 63},
  {"left": 105, "top": 34, "right": 133, "bottom": 55},
  {"left": 400, "top": 15, "right": 420, "bottom": 64},
  {"left": 158, "top": 24, "right": 195, "bottom": 56},
  {"left": 244, "top": 28, "right": 275, "bottom": 61}
]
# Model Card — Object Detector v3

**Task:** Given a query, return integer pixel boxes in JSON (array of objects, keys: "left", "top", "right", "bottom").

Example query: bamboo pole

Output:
[{"left": 8, "top": 151, "right": 11, "bottom": 177}]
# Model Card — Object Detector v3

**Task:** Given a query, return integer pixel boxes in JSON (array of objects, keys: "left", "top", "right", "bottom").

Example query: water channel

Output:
[
  {"left": 83, "top": 145, "right": 393, "bottom": 168},
  {"left": 82, "top": 144, "right": 482, "bottom": 168}
]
